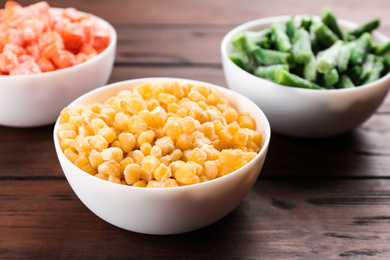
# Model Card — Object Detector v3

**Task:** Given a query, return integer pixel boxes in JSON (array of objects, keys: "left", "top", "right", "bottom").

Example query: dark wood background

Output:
[{"left": 2, "top": 0, "right": 390, "bottom": 258}]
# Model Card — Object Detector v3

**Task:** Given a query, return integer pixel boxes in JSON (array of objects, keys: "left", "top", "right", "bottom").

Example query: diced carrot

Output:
[
  {"left": 37, "top": 56, "right": 54, "bottom": 72},
  {"left": 62, "top": 7, "right": 91, "bottom": 22},
  {"left": 3, "top": 42, "right": 25, "bottom": 55},
  {"left": 22, "top": 18, "right": 45, "bottom": 42},
  {"left": 41, "top": 42, "right": 61, "bottom": 59},
  {"left": 38, "top": 30, "right": 64, "bottom": 50},
  {"left": 62, "top": 23, "right": 86, "bottom": 54},
  {"left": 5, "top": 28, "right": 24, "bottom": 46},
  {"left": 92, "top": 28, "right": 110, "bottom": 53},
  {"left": 25, "top": 43, "right": 40, "bottom": 59},
  {"left": 24, "top": 1, "right": 50, "bottom": 24},
  {"left": 52, "top": 49, "right": 75, "bottom": 69},
  {"left": 0, "top": 51, "right": 19, "bottom": 73},
  {"left": 79, "top": 43, "right": 97, "bottom": 56},
  {"left": 18, "top": 54, "right": 35, "bottom": 63},
  {"left": 75, "top": 52, "right": 89, "bottom": 64},
  {"left": 9, "top": 59, "right": 41, "bottom": 75}
]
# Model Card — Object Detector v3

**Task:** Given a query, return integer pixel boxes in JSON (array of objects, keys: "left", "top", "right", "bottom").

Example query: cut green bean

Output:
[
  {"left": 337, "top": 75, "right": 355, "bottom": 88},
  {"left": 360, "top": 54, "right": 376, "bottom": 80},
  {"left": 228, "top": 53, "right": 245, "bottom": 69},
  {"left": 337, "top": 41, "right": 356, "bottom": 72},
  {"left": 291, "top": 28, "right": 313, "bottom": 64},
  {"left": 363, "top": 59, "right": 384, "bottom": 84},
  {"left": 351, "top": 32, "right": 372, "bottom": 65},
  {"left": 316, "top": 40, "right": 343, "bottom": 73},
  {"left": 347, "top": 65, "right": 363, "bottom": 83},
  {"left": 311, "top": 21, "right": 339, "bottom": 48},
  {"left": 300, "top": 15, "right": 312, "bottom": 31},
  {"left": 303, "top": 55, "right": 317, "bottom": 82},
  {"left": 274, "top": 68, "right": 322, "bottom": 89},
  {"left": 230, "top": 33, "right": 258, "bottom": 72},
  {"left": 384, "top": 55, "right": 390, "bottom": 72},
  {"left": 323, "top": 68, "right": 339, "bottom": 87},
  {"left": 271, "top": 22, "right": 292, "bottom": 52},
  {"left": 349, "top": 19, "right": 380, "bottom": 38},
  {"left": 254, "top": 64, "right": 289, "bottom": 81},
  {"left": 253, "top": 46, "right": 293, "bottom": 66},
  {"left": 286, "top": 15, "right": 296, "bottom": 40},
  {"left": 374, "top": 41, "right": 390, "bottom": 56},
  {"left": 321, "top": 7, "right": 344, "bottom": 40},
  {"left": 244, "top": 29, "right": 272, "bottom": 49}
]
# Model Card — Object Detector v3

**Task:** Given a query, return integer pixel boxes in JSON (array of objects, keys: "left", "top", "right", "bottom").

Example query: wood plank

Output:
[{"left": 2, "top": 179, "right": 390, "bottom": 259}]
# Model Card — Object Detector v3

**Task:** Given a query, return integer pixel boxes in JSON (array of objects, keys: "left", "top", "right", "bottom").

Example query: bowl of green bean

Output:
[{"left": 221, "top": 8, "right": 390, "bottom": 138}]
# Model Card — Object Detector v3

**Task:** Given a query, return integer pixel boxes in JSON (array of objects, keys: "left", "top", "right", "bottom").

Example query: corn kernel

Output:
[
  {"left": 175, "top": 163, "right": 196, "bottom": 185},
  {"left": 151, "top": 106, "right": 167, "bottom": 126},
  {"left": 88, "top": 135, "right": 108, "bottom": 152},
  {"left": 169, "top": 149, "right": 183, "bottom": 162},
  {"left": 89, "top": 150, "right": 104, "bottom": 168},
  {"left": 189, "top": 107, "right": 208, "bottom": 123},
  {"left": 245, "top": 152, "right": 257, "bottom": 162},
  {"left": 188, "top": 89, "right": 206, "bottom": 102},
  {"left": 126, "top": 97, "right": 147, "bottom": 115},
  {"left": 128, "top": 115, "right": 147, "bottom": 134},
  {"left": 60, "top": 107, "right": 78, "bottom": 124},
  {"left": 180, "top": 116, "right": 198, "bottom": 134},
  {"left": 200, "top": 122, "right": 214, "bottom": 140},
  {"left": 137, "top": 130, "right": 155, "bottom": 146},
  {"left": 124, "top": 163, "right": 144, "bottom": 185},
  {"left": 132, "top": 180, "right": 147, "bottom": 187},
  {"left": 129, "top": 150, "right": 145, "bottom": 165},
  {"left": 155, "top": 136, "right": 174, "bottom": 154},
  {"left": 64, "top": 148, "right": 78, "bottom": 163},
  {"left": 98, "top": 160, "right": 121, "bottom": 179},
  {"left": 175, "top": 133, "right": 192, "bottom": 151},
  {"left": 101, "top": 147, "right": 124, "bottom": 162},
  {"left": 176, "top": 107, "right": 188, "bottom": 118},
  {"left": 154, "top": 163, "right": 171, "bottom": 181},
  {"left": 233, "top": 129, "right": 249, "bottom": 147},
  {"left": 118, "top": 133, "right": 136, "bottom": 153},
  {"left": 186, "top": 147, "right": 207, "bottom": 165},
  {"left": 74, "top": 155, "right": 96, "bottom": 175},
  {"left": 163, "top": 117, "right": 183, "bottom": 139},
  {"left": 60, "top": 139, "right": 76, "bottom": 152},
  {"left": 137, "top": 83, "right": 153, "bottom": 100},
  {"left": 98, "top": 126, "right": 116, "bottom": 143},
  {"left": 95, "top": 172, "right": 109, "bottom": 181},
  {"left": 203, "top": 160, "right": 218, "bottom": 180},
  {"left": 238, "top": 114, "right": 256, "bottom": 130},
  {"left": 140, "top": 142, "right": 152, "bottom": 155}
]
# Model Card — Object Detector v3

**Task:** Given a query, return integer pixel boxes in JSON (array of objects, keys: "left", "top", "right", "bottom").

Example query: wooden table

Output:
[{"left": 2, "top": 0, "right": 390, "bottom": 258}]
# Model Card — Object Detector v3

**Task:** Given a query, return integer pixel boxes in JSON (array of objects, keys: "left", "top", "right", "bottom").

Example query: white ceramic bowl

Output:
[
  {"left": 0, "top": 8, "right": 117, "bottom": 128},
  {"left": 221, "top": 15, "right": 390, "bottom": 138},
  {"left": 53, "top": 77, "right": 271, "bottom": 235}
]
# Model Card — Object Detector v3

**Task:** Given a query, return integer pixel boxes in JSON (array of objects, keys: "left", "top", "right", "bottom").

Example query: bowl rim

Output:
[
  {"left": 53, "top": 77, "right": 271, "bottom": 192},
  {"left": 221, "top": 14, "right": 390, "bottom": 93},
  {"left": 0, "top": 7, "right": 117, "bottom": 79}
]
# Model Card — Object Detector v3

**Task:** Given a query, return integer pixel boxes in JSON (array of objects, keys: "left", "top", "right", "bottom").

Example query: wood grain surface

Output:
[{"left": 2, "top": 0, "right": 390, "bottom": 259}]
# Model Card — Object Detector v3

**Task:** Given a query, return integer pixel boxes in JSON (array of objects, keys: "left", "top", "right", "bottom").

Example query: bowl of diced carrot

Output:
[
  {"left": 53, "top": 77, "right": 271, "bottom": 235},
  {"left": 221, "top": 8, "right": 390, "bottom": 138},
  {"left": 0, "top": 1, "right": 117, "bottom": 127}
]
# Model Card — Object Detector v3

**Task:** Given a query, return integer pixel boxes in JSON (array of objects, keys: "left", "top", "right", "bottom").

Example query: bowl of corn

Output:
[{"left": 53, "top": 77, "right": 271, "bottom": 235}]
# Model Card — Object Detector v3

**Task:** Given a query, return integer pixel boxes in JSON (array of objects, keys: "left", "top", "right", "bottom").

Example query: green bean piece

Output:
[
  {"left": 360, "top": 54, "right": 376, "bottom": 80},
  {"left": 316, "top": 40, "right": 343, "bottom": 74},
  {"left": 337, "top": 41, "right": 355, "bottom": 72},
  {"left": 351, "top": 32, "right": 372, "bottom": 65},
  {"left": 383, "top": 55, "right": 390, "bottom": 72},
  {"left": 275, "top": 68, "right": 322, "bottom": 89},
  {"left": 311, "top": 21, "right": 339, "bottom": 48},
  {"left": 363, "top": 59, "right": 384, "bottom": 84},
  {"left": 337, "top": 75, "right": 355, "bottom": 89},
  {"left": 254, "top": 64, "right": 289, "bottom": 81},
  {"left": 286, "top": 15, "right": 296, "bottom": 40},
  {"left": 323, "top": 68, "right": 339, "bottom": 88},
  {"left": 347, "top": 65, "right": 363, "bottom": 84},
  {"left": 230, "top": 33, "right": 258, "bottom": 72},
  {"left": 271, "top": 22, "right": 292, "bottom": 52},
  {"left": 292, "top": 28, "right": 313, "bottom": 64},
  {"left": 228, "top": 53, "right": 245, "bottom": 69},
  {"left": 300, "top": 15, "right": 312, "bottom": 31},
  {"left": 349, "top": 19, "right": 380, "bottom": 38},
  {"left": 374, "top": 41, "right": 390, "bottom": 56},
  {"left": 303, "top": 55, "right": 317, "bottom": 82},
  {"left": 244, "top": 29, "right": 272, "bottom": 49},
  {"left": 321, "top": 7, "right": 344, "bottom": 40},
  {"left": 253, "top": 46, "right": 293, "bottom": 66}
]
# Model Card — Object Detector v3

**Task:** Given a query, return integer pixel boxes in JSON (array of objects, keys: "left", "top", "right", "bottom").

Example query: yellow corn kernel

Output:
[
  {"left": 176, "top": 107, "right": 188, "bottom": 118},
  {"left": 246, "top": 141, "right": 260, "bottom": 153},
  {"left": 206, "top": 89, "right": 221, "bottom": 105},
  {"left": 58, "top": 123, "right": 76, "bottom": 133},
  {"left": 114, "top": 113, "right": 130, "bottom": 130},
  {"left": 151, "top": 83, "right": 165, "bottom": 99},
  {"left": 126, "top": 96, "right": 147, "bottom": 115},
  {"left": 146, "top": 179, "right": 179, "bottom": 188},
  {"left": 150, "top": 146, "right": 163, "bottom": 159},
  {"left": 200, "top": 145, "right": 220, "bottom": 161},
  {"left": 101, "top": 147, "right": 124, "bottom": 162},
  {"left": 137, "top": 130, "right": 155, "bottom": 146},
  {"left": 227, "top": 122, "right": 240, "bottom": 136},
  {"left": 219, "top": 149, "right": 245, "bottom": 166},
  {"left": 233, "top": 129, "right": 249, "bottom": 147},
  {"left": 213, "top": 120, "right": 225, "bottom": 134},
  {"left": 187, "top": 161, "right": 202, "bottom": 176},
  {"left": 97, "top": 126, "right": 116, "bottom": 144},
  {"left": 219, "top": 129, "right": 233, "bottom": 145},
  {"left": 160, "top": 155, "right": 171, "bottom": 166},
  {"left": 158, "top": 92, "right": 177, "bottom": 105},
  {"left": 155, "top": 136, "right": 174, "bottom": 155},
  {"left": 145, "top": 99, "right": 160, "bottom": 111},
  {"left": 169, "top": 149, "right": 183, "bottom": 162},
  {"left": 175, "top": 163, "right": 196, "bottom": 185},
  {"left": 69, "top": 115, "right": 84, "bottom": 129},
  {"left": 169, "top": 160, "right": 185, "bottom": 176},
  {"left": 132, "top": 180, "right": 147, "bottom": 187},
  {"left": 101, "top": 106, "right": 117, "bottom": 120},
  {"left": 128, "top": 150, "right": 145, "bottom": 165},
  {"left": 120, "top": 157, "right": 135, "bottom": 172},
  {"left": 198, "top": 101, "right": 208, "bottom": 111},
  {"left": 74, "top": 155, "right": 96, "bottom": 175},
  {"left": 165, "top": 82, "right": 185, "bottom": 99},
  {"left": 200, "top": 122, "right": 214, "bottom": 140},
  {"left": 118, "top": 133, "right": 136, "bottom": 153},
  {"left": 98, "top": 160, "right": 121, "bottom": 178},
  {"left": 219, "top": 165, "right": 235, "bottom": 176},
  {"left": 138, "top": 109, "right": 153, "bottom": 127},
  {"left": 245, "top": 152, "right": 257, "bottom": 162},
  {"left": 222, "top": 107, "right": 238, "bottom": 124},
  {"left": 238, "top": 114, "right": 256, "bottom": 130},
  {"left": 186, "top": 147, "right": 207, "bottom": 165},
  {"left": 60, "top": 139, "right": 76, "bottom": 153},
  {"left": 191, "top": 85, "right": 208, "bottom": 97},
  {"left": 136, "top": 83, "right": 153, "bottom": 100},
  {"left": 168, "top": 103, "right": 180, "bottom": 113},
  {"left": 59, "top": 107, "right": 78, "bottom": 124},
  {"left": 180, "top": 116, "right": 198, "bottom": 134},
  {"left": 88, "top": 135, "right": 108, "bottom": 152},
  {"left": 154, "top": 163, "right": 171, "bottom": 181},
  {"left": 107, "top": 175, "right": 121, "bottom": 184},
  {"left": 188, "top": 89, "right": 206, "bottom": 102},
  {"left": 89, "top": 150, "right": 104, "bottom": 168},
  {"left": 74, "top": 136, "right": 91, "bottom": 155},
  {"left": 151, "top": 106, "right": 167, "bottom": 126},
  {"left": 175, "top": 133, "right": 192, "bottom": 151},
  {"left": 140, "top": 142, "right": 152, "bottom": 156},
  {"left": 251, "top": 131, "right": 262, "bottom": 146},
  {"left": 78, "top": 125, "right": 94, "bottom": 137},
  {"left": 163, "top": 117, "right": 183, "bottom": 140},
  {"left": 127, "top": 115, "right": 147, "bottom": 134},
  {"left": 142, "top": 155, "right": 160, "bottom": 173},
  {"left": 64, "top": 148, "right": 78, "bottom": 163},
  {"left": 203, "top": 160, "right": 218, "bottom": 180},
  {"left": 124, "top": 163, "right": 144, "bottom": 185},
  {"left": 95, "top": 172, "right": 109, "bottom": 181},
  {"left": 189, "top": 107, "right": 208, "bottom": 124}
]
